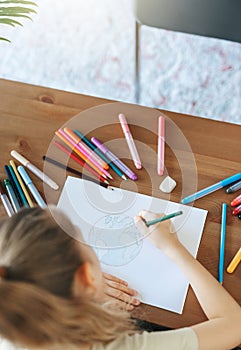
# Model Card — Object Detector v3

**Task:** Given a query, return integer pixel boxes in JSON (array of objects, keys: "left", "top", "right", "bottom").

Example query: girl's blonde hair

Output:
[{"left": 0, "top": 207, "right": 135, "bottom": 349}]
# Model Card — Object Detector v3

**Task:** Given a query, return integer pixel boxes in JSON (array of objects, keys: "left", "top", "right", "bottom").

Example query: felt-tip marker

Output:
[
  {"left": 232, "top": 204, "right": 241, "bottom": 216},
  {"left": 226, "top": 180, "right": 241, "bottom": 194},
  {"left": 4, "top": 179, "right": 21, "bottom": 213},
  {"left": 182, "top": 172, "right": 241, "bottom": 205},
  {"left": 231, "top": 194, "right": 241, "bottom": 207},
  {"left": 0, "top": 179, "right": 14, "bottom": 217},
  {"left": 11, "top": 150, "right": 59, "bottom": 190},
  {"left": 18, "top": 166, "right": 47, "bottom": 208}
]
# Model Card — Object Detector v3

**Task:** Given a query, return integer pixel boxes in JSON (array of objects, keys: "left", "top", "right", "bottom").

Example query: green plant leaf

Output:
[
  {"left": 0, "top": 36, "right": 11, "bottom": 42},
  {"left": 0, "top": 0, "right": 37, "bottom": 42},
  {"left": 0, "top": 1, "right": 37, "bottom": 4},
  {"left": 0, "top": 6, "right": 37, "bottom": 14},
  {"left": 0, "top": 15, "right": 33, "bottom": 21},
  {"left": 0, "top": 17, "right": 22, "bottom": 25}
]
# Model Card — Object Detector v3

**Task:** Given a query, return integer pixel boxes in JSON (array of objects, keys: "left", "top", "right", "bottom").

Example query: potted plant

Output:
[{"left": 0, "top": 0, "right": 37, "bottom": 42}]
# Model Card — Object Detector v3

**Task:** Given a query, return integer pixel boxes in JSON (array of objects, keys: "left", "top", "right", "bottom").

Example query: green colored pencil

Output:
[{"left": 145, "top": 210, "right": 183, "bottom": 227}]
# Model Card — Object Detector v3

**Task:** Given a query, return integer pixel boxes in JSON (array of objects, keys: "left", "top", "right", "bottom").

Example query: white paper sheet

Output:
[{"left": 57, "top": 177, "right": 207, "bottom": 314}]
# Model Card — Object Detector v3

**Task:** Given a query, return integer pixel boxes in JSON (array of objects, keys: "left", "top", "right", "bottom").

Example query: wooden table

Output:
[{"left": 0, "top": 78, "right": 240, "bottom": 329}]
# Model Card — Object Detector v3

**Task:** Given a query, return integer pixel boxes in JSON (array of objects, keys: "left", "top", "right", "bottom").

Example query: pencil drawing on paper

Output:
[{"left": 88, "top": 214, "right": 143, "bottom": 266}]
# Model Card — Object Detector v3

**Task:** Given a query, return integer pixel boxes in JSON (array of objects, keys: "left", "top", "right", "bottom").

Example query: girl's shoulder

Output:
[{"left": 92, "top": 327, "right": 198, "bottom": 350}]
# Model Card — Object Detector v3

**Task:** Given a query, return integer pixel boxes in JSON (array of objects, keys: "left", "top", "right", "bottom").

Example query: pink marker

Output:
[
  {"left": 58, "top": 129, "right": 113, "bottom": 180},
  {"left": 157, "top": 116, "right": 165, "bottom": 175},
  {"left": 118, "top": 113, "right": 142, "bottom": 170}
]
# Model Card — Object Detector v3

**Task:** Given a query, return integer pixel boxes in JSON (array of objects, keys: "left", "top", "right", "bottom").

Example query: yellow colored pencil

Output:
[{"left": 10, "top": 160, "right": 34, "bottom": 207}]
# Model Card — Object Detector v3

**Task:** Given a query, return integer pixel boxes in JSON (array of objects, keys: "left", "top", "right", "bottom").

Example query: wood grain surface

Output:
[{"left": 0, "top": 78, "right": 240, "bottom": 329}]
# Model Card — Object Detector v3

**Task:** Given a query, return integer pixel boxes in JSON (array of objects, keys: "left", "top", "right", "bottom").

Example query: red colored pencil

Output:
[{"left": 54, "top": 140, "right": 108, "bottom": 184}]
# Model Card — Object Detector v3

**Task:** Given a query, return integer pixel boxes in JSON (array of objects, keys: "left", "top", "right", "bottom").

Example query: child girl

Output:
[{"left": 0, "top": 206, "right": 240, "bottom": 350}]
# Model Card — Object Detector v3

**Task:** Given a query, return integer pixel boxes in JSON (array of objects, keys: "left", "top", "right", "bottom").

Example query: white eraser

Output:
[{"left": 159, "top": 176, "right": 176, "bottom": 193}]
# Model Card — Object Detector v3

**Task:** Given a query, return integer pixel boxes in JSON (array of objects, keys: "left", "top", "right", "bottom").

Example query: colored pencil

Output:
[
  {"left": 53, "top": 140, "right": 108, "bottom": 184},
  {"left": 55, "top": 130, "right": 113, "bottom": 180},
  {"left": 43, "top": 156, "right": 109, "bottom": 188},
  {"left": 74, "top": 130, "right": 127, "bottom": 180},
  {"left": 64, "top": 127, "right": 109, "bottom": 170},
  {"left": 59, "top": 129, "right": 112, "bottom": 179}
]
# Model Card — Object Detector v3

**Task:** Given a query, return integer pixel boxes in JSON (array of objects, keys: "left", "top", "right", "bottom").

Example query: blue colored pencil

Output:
[{"left": 219, "top": 203, "right": 227, "bottom": 284}]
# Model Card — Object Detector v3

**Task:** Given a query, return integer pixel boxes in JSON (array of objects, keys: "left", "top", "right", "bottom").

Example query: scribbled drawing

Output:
[
  {"left": 104, "top": 215, "right": 113, "bottom": 226},
  {"left": 103, "top": 214, "right": 135, "bottom": 229},
  {"left": 88, "top": 214, "right": 143, "bottom": 266}
]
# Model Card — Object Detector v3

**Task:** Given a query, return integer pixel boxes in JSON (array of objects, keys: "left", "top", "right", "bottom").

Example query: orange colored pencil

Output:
[
  {"left": 64, "top": 127, "right": 109, "bottom": 170},
  {"left": 54, "top": 140, "right": 108, "bottom": 184},
  {"left": 55, "top": 131, "right": 113, "bottom": 180}
]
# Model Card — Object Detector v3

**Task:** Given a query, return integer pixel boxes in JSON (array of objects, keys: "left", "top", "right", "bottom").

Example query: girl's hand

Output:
[
  {"left": 102, "top": 272, "right": 141, "bottom": 311},
  {"left": 134, "top": 210, "right": 181, "bottom": 254}
]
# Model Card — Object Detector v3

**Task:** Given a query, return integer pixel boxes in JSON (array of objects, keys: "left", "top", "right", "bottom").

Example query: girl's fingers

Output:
[
  {"left": 102, "top": 272, "right": 141, "bottom": 309},
  {"left": 134, "top": 215, "right": 147, "bottom": 236},
  {"left": 139, "top": 210, "right": 160, "bottom": 221},
  {"left": 104, "top": 284, "right": 140, "bottom": 306},
  {"left": 104, "top": 278, "right": 137, "bottom": 296},
  {"left": 103, "top": 272, "right": 128, "bottom": 286},
  {"left": 109, "top": 299, "right": 135, "bottom": 311}
]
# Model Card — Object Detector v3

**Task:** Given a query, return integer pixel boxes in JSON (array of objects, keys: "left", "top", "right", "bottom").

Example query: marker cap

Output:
[
  {"left": 231, "top": 194, "right": 241, "bottom": 207},
  {"left": 11, "top": 150, "right": 29, "bottom": 166},
  {"left": 119, "top": 113, "right": 130, "bottom": 133},
  {"left": 158, "top": 115, "right": 165, "bottom": 131},
  {"left": 17, "top": 166, "right": 32, "bottom": 185},
  {"left": 91, "top": 137, "right": 108, "bottom": 154},
  {"left": 3, "top": 179, "right": 11, "bottom": 187},
  {"left": 232, "top": 203, "right": 241, "bottom": 216}
]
